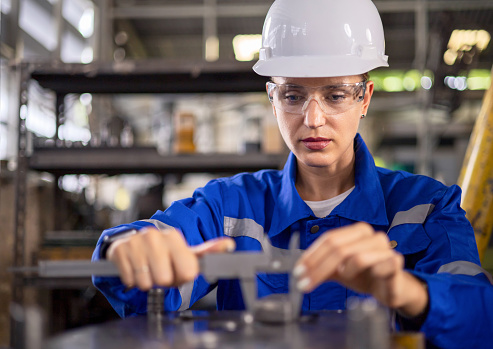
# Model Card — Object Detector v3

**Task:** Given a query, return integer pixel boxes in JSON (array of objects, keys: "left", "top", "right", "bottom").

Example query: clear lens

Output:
[{"left": 267, "top": 81, "right": 366, "bottom": 115}]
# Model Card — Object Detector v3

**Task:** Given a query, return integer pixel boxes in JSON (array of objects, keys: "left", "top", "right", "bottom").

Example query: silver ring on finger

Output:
[{"left": 135, "top": 265, "right": 150, "bottom": 274}]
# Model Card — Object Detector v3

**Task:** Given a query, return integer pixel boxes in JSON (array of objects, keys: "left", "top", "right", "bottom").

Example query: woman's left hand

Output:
[{"left": 293, "top": 222, "right": 428, "bottom": 317}]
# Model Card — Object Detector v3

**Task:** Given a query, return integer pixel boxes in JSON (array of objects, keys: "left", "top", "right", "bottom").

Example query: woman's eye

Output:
[
  {"left": 284, "top": 94, "right": 303, "bottom": 102},
  {"left": 327, "top": 94, "right": 346, "bottom": 102}
]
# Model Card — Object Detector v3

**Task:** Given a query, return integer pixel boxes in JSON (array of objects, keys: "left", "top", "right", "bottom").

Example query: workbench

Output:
[{"left": 43, "top": 310, "right": 348, "bottom": 349}]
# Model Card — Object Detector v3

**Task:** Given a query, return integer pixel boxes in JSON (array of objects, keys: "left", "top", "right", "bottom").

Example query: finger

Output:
[
  {"left": 338, "top": 248, "right": 399, "bottom": 281},
  {"left": 368, "top": 253, "right": 404, "bottom": 280},
  {"left": 164, "top": 230, "right": 200, "bottom": 285},
  {"left": 191, "top": 237, "right": 236, "bottom": 258},
  {"left": 140, "top": 229, "right": 174, "bottom": 286},
  {"left": 295, "top": 222, "right": 375, "bottom": 274},
  {"left": 107, "top": 239, "right": 136, "bottom": 287},
  {"left": 296, "top": 231, "right": 388, "bottom": 291},
  {"left": 296, "top": 238, "right": 388, "bottom": 293},
  {"left": 126, "top": 235, "right": 154, "bottom": 291}
]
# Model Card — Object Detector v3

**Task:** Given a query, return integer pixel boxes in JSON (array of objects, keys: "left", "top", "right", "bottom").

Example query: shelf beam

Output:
[
  {"left": 28, "top": 61, "right": 268, "bottom": 94},
  {"left": 29, "top": 147, "right": 286, "bottom": 175}
]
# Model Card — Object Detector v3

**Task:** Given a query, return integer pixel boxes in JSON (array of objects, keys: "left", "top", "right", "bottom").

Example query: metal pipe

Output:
[{"left": 457, "top": 66, "right": 493, "bottom": 261}]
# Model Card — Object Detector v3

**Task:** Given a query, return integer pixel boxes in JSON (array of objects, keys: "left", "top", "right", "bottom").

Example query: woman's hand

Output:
[
  {"left": 293, "top": 222, "right": 428, "bottom": 317},
  {"left": 107, "top": 227, "right": 235, "bottom": 291}
]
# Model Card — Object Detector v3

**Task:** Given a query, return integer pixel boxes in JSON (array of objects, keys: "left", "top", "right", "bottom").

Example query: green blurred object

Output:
[{"left": 482, "top": 248, "right": 493, "bottom": 275}]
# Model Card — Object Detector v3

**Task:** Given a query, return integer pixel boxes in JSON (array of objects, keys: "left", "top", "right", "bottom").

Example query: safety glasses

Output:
[{"left": 267, "top": 81, "right": 367, "bottom": 116}]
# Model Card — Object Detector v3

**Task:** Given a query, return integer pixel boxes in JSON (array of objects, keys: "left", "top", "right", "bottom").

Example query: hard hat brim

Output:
[{"left": 253, "top": 55, "right": 389, "bottom": 78}]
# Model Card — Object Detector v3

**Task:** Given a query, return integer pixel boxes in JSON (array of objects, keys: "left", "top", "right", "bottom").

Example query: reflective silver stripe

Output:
[
  {"left": 437, "top": 261, "right": 493, "bottom": 284},
  {"left": 224, "top": 216, "right": 300, "bottom": 256},
  {"left": 178, "top": 281, "right": 195, "bottom": 311},
  {"left": 224, "top": 216, "right": 265, "bottom": 241},
  {"left": 139, "top": 219, "right": 174, "bottom": 232},
  {"left": 388, "top": 204, "right": 435, "bottom": 231}
]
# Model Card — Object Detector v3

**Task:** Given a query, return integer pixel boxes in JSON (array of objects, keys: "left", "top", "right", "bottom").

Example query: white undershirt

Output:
[{"left": 304, "top": 186, "right": 355, "bottom": 218}]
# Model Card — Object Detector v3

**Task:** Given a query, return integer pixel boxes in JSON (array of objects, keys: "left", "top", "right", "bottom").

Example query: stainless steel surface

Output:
[{"left": 42, "top": 311, "right": 348, "bottom": 349}]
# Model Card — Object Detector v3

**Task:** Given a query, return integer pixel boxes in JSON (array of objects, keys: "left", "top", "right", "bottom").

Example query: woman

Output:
[{"left": 93, "top": 1, "right": 493, "bottom": 348}]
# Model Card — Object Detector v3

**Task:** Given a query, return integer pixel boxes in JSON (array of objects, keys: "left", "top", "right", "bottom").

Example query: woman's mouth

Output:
[{"left": 302, "top": 137, "right": 331, "bottom": 150}]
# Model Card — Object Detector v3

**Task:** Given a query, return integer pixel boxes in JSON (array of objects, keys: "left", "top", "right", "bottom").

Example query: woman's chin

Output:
[{"left": 296, "top": 151, "right": 335, "bottom": 168}]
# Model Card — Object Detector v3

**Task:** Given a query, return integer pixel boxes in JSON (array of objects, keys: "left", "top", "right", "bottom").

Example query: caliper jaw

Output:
[{"left": 200, "top": 233, "right": 303, "bottom": 323}]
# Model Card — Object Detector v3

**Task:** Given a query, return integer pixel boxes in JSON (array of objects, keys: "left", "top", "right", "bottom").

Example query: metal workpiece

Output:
[
  {"left": 346, "top": 297, "right": 390, "bottom": 349},
  {"left": 253, "top": 293, "right": 301, "bottom": 324},
  {"left": 147, "top": 288, "right": 165, "bottom": 320}
]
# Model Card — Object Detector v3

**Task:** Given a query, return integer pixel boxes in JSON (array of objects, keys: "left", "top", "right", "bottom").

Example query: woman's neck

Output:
[{"left": 295, "top": 153, "right": 356, "bottom": 201}]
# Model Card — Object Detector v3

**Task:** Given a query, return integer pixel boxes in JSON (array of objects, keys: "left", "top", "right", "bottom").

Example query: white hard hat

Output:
[{"left": 253, "top": 0, "right": 389, "bottom": 77}]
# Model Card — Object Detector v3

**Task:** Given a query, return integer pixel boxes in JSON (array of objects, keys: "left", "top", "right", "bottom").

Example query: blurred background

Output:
[{"left": 0, "top": 0, "right": 492, "bottom": 347}]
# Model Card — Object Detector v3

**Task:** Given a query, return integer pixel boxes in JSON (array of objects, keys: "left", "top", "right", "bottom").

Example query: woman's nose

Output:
[{"left": 303, "top": 97, "right": 326, "bottom": 128}]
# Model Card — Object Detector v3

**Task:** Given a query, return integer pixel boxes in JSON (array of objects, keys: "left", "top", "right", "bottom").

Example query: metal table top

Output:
[{"left": 43, "top": 310, "right": 349, "bottom": 349}]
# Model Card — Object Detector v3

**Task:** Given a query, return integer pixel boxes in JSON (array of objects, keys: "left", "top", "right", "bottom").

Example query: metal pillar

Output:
[
  {"left": 457, "top": 67, "right": 493, "bottom": 262},
  {"left": 10, "top": 63, "right": 30, "bottom": 349},
  {"left": 414, "top": 0, "right": 432, "bottom": 177},
  {"left": 52, "top": 0, "right": 64, "bottom": 63},
  {"left": 4, "top": 0, "right": 22, "bottom": 62},
  {"left": 95, "top": 0, "right": 114, "bottom": 61}
]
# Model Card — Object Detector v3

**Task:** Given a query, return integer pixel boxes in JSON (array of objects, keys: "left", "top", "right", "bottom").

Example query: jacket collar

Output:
[
  {"left": 332, "top": 134, "right": 388, "bottom": 226},
  {"left": 268, "top": 134, "right": 388, "bottom": 237}
]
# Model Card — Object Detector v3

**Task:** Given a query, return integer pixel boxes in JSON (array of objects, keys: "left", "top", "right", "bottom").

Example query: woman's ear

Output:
[{"left": 361, "top": 80, "right": 374, "bottom": 116}]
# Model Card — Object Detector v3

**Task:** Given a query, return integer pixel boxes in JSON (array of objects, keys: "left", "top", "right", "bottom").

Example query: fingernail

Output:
[
  {"left": 226, "top": 242, "right": 236, "bottom": 252},
  {"left": 293, "top": 264, "right": 306, "bottom": 278},
  {"left": 296, "top": 277, "right": 311, "bottom": 292}
]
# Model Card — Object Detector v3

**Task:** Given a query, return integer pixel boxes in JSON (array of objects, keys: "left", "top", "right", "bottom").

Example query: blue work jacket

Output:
[{"left": 93, "top": 134, "right": 493, "bottom": 349}]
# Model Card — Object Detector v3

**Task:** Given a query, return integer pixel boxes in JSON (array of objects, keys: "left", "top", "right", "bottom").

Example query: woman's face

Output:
[{"left": 270, "top": 75, "right": 374, "bottom": 171}]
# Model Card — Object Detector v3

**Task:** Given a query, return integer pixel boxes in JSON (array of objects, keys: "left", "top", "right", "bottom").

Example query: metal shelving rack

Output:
[{"left": 11, "top": 60, "right": 286, "bottom": 340}]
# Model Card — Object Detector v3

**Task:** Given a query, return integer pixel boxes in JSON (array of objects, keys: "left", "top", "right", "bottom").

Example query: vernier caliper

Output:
[
  {"left": 200, "top": 233, "right": 303, "bottom": 323},
  {"left": 11, "top": 234, "right": 303, "bottom": 323}
]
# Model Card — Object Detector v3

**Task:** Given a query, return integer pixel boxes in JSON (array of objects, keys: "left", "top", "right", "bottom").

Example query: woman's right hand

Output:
[{"left": 107, "top": 227, "right": 236, "bottom": 291}]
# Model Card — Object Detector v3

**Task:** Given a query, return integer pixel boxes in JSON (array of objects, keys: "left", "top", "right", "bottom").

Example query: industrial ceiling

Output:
[{"left": 108, "top": 0, "right": 493, "bottom": 73}]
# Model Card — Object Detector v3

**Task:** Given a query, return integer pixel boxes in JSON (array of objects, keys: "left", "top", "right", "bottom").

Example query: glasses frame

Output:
[{"left": 266, "top": 80, "right": 368, "bottom": 116}]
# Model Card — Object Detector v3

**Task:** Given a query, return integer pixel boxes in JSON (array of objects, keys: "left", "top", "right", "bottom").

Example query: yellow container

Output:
[{"left": 173, "top": 111, "right": 196, "bottom": 154}]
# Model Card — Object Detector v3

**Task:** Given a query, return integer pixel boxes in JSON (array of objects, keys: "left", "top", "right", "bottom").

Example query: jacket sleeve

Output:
[
  {"left": 92, "top": 179, "right": 226, "bottom": 317},
  {"left": 406, "top": 184, "right": 493, "bottom": 349}
]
